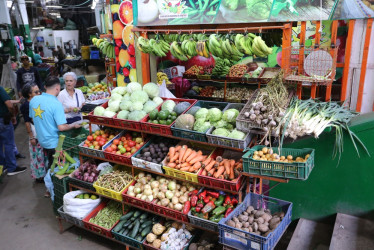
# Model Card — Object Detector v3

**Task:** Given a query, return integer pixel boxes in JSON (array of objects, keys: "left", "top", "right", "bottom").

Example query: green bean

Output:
[{"left": 89, "top": 201, "right": 122, "bottom": 229}]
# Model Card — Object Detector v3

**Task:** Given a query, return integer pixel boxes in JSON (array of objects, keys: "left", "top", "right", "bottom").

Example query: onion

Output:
[
  {"left": 165, "top": 190, "right": 174, "bottom": 199},
  {"left": 128, "top": 191, "right": 136, "bottom": 197},
  {"left": 140, "top": 195, "right": 147, "bottom": 201},
  {"left": 161, "top": 198, "right": 170, "bottom": 206},
  {"left": 172, "top": 197, "right": 179, "bottom": 205},
  {"left": 168, "top": 181, "right": 176, "bottom": 191},
  {"left": 136, "top": 194, "right": 142, "bottom": 199},
  {"left": 157, "top": 192, "right": 165, "bottom": 200},
  {"left": 146, "top": 174, "right": 152, "bottom": 181},
  {"left": 174, "top": 203, "right": 183, "bottom": 211},
  {"left": 134, "top": 187, "right": 142, "bottom": 194},
  {"left": 138, "top": 172, "right": 145, "bottom": 179},
  {"left": 174, "top": 191, "right": 181, "bottom": 198},
  {"left": 128, "top": 186, "right": 135, "bottom": 192},
  {"left": 144, "top": 188, "right": 153, "bottom": 196},
  {"left": 146, "top": 195, "right": 154, "bottom": 202},
  {"left": 159, "top": 178, "right": 167, "bottom": 184},
  {"left": 151, "top": 181, "right": 160, "bottom": 189}
]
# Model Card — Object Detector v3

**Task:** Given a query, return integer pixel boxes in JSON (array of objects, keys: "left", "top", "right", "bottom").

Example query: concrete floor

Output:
[{"left": 0, "top": 120, "right": 123, "bottom": 250}]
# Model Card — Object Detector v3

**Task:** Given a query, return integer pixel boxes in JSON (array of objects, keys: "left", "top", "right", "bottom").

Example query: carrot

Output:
[
  {"left": 229, "top": 162, "right": 235, "bottom": 180},
  {"left": 180, "top": 167, "right": 190, "bottom": 171},
  {"left": 181, "top": 162, "right": 190, "bottom": 168},
  {"left": 167, "top": 162, "right": 176, "bottom": 168},
  {"left": 170, "top": 152, "right": 179, "bottom": 163},
  {"left": 214, "top": 166, "right": 225, "bottom": 178},
  {"left": 189, "top": 155, "right": 205, "bottom": 164},
  {"left": 196, "top": 150, "right": 203, "bottom": 155},
  {"left": 192, "top": 162, "right": 201, "bottom": 170},
  {"left": 230, "top": 159, "right": 235, "bottom": 168},
  {"left": 217, "top": 175, "right": 224, "bottom": 179},
  {"left": 235, "top": 163, "right": 243, "bottom": 171},
  {"left": 182, "top": 148, "right": 192, "bottom": 162},
  {"left": 223, "top": 160, "right": 231, "bottom": 176},
  {"left": 175, "top": 145, "right": 182, "bottom": 151},
  {"left": 204, "top": 160, "right": 216, "bottom": 171},
  {"left": 208, "top": 168, "right": 215, "bottom": 176},
  {"left": 202, "top": 157, "right": 211, "bottom": 167},
  {"left": 179, "top": 146, "right": 187, "bottom": 163},
  {"left": 186, "top": 150, "right": 197, "bottom": 162},
  {"left": 201, "top": 169, "right": 207, "bottom": 176},
  {"left": 169, "top": 147, "right": 176, "bottom": 159}
]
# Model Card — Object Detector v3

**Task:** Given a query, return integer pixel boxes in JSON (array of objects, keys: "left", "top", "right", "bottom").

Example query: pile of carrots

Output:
[
  {"left": 165, "top": 145, "right": 208, "bottom": 173},
  {"left": 200, "top": 156, "right": 243, "bottom": 182}
]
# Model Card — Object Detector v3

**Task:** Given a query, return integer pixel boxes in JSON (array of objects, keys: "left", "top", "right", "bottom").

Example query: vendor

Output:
[{"left": 57, "top": 72, "right": 85, "bottom": 124}]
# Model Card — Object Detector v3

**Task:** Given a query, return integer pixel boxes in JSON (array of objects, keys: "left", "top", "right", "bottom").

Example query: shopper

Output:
[
  {"left": 16, "top": 55, "right": 43, "bottom": 97},
  {"left": 33, "top": 51, "right": 42, "bottom": 66},
  {"left": 20, "top": 83, "right": 48, "bottom": 183},
  {"left": 0, "top": 86, "right": 27, "bottom": 175},
  {"left": 57, "top": 72, "right": 85, "bottom": 124},
  {"left": 29, "top": 76, "right": 80, "bottom": 170}
]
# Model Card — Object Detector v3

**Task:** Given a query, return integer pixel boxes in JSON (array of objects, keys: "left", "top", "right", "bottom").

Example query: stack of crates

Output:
[
  {"left": 59, "top": 127, "right": 89, "bottom": 158},
  {"left": 51, "top": 174, "right": 70, "bottom": 216}
]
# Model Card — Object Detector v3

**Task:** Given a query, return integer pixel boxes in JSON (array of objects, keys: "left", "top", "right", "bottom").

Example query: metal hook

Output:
[
  {"left": 189, "top": 30, "right": 193, "bottom": 35},
  {"left": 177, "top": 30, "right": 182, "bottom": 35},
  {"left": 155, "top": 30, "right": 159, "bottom": 34},
  {"left": 165, "top": 30, "right": 170, "bottom": 34},
  {"left": 215, "top": 29, "right": 219, "bottom": 34}
]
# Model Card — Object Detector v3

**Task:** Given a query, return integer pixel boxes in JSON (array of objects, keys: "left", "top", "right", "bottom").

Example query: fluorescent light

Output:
[
  {"left": 25, "top": 1, "right": 34, "bottom": 3},
  {"left": 46, "top": 5, "right": 62, "bottom": 8},
  {"left": 32, "top": 26, "right": 45, "bottom": 29}
]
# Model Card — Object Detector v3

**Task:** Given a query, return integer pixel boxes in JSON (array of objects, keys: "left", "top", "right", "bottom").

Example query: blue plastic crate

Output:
[
  {"left": 171, "top": 100, "right": 228, "bottom": 142},
  {"left": 90, "top": 50, "right": 100, "bottom": 59},
  {"left": 219, "top": 193, "right": 292, "bottom": 250}
]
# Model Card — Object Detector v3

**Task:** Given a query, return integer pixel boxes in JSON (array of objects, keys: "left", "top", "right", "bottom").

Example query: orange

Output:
[
  {"left": 122, "top": 25, "right": 135, "bottom": 46},
  {"left": 113, "top": 20, "right": 124, "bottom": 40},
  {"left": 118, "top": 49, "right": 130, "bottom": 67},
  {"left": 119, "top": 1, "right": 133, "bottom": 25}
]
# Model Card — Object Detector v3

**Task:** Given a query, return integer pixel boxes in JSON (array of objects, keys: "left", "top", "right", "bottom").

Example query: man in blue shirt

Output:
[{"left": 29, "top": 76, "right": 80, "bottom": 169}]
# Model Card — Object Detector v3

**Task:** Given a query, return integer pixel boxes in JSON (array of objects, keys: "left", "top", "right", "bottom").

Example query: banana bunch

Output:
[
  {"left": 181, "top": 39, "right": 197, "bottom": 57},
  {"left": 92, "top": 37, "right": 98, "bottom": 45},
  {"left": 163, "top": 34, "right": 179, "bottom": 43},
  {"left": 157, "top": 72, "right": 171, "bottom": 85},
  {"left": 208, "top": 34, "right": 223, "bottom": 58},
  {"left": 98, "top": 40, "right": 115, "bottom": 59},
  {"left": 170, "top": 41, "right": 189, "bottom": 61},
  {"left": 212, "top": 58, "right": 234, "bottom": 77},
  {"left": 137, "top": 37, "right": 170, "bottom": 57},
  {"left": 234, "top": 33, "right": 256, "bottom": 56},
  {"left": 252, "top": 36, "right": 273, "bottom": 58},
  {"left": 196, "top": 41, "right": 210, "bottom": 58}
]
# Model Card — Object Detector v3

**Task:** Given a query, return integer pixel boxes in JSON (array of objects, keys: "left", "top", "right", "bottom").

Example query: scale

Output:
[{"left": 304, "top": 50, "right": 333, "bottom": 78}]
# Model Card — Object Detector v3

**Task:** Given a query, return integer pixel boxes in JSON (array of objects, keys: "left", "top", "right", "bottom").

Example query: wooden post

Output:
[
  {"left": 281, "top": 23, "right": 293, "bottom": 71},
  {"left": 141, "top": 32, "right": 151, "bottom": 84},
  {"left": 325, "top": 20, "right": 339, "bottom": 101},
  {"left": 311, "top": 21, "right": 321, "bottom": 99},
  {"left": 297, "top": 21, "right": 307, "bottom": 99},
  {"left": 341, "top": 20, "right": 355, "bottom": 102}
]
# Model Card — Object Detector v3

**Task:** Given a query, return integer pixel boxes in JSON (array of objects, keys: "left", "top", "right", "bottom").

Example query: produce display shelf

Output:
[
  {"left": 241, "top": 172, "right": 290, "bottom": 183},
  {"left": 87, "top": 119, "right": 245, "bottom": 152},
  {"left": 78, "top": 152, "right": 244, "bottom": 195},
  {"left": 68, "top": 183, "right": 219, "bottom": 235},
  {"left": 182, "top": 77, "right": 264, "bottom": 84}
]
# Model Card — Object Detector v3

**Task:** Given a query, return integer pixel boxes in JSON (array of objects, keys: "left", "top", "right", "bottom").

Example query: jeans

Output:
[
  {"left": 44, "top": 148, "right": 56, "bottom": 170},
  {"left": 0, "top": 118, "right": 17, "bottom": 172}
]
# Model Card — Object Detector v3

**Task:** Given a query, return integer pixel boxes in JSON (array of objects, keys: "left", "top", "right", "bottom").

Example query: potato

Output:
[
  {"left": 263, "top": 230, "right": 273, "bottom": 237},
  {"left": 262, "top": 213, "right": 272, "bottom": 222},
  {"left": 255, "top": 211, "right": 265, "bottom": 218},
  {"left": 258, "top": 224, "right": 269, "bottom": 233},
  {"left": 227, "top": 220, "right": 235, "bottom": 227},
  {"left": 189, "top": 243, "right": 198, "bottom": 250},
  {"left": 243, "top": 222, "right": 250, "bottom": 228},
  {"left": 243, "top": 211, "right": 249, "bottom": 216},
  {"left": 243, "top": 228, "right": 249, "bottom": 232},
  {"left": 270, "top": 222, "right": 280, "bottom": 230},
  {"left": 248, "top": 216, "right": 254, "bottom": 224},
  {"left": 253, "top": 231, "right": 260, "bottom": 235},
  {"left": 265, "top": 209, "right": 271, "bottom": 214},
  {"left": 269, "top": 217, "right": 280, "bottom": 226},
  {"left": 253, "top": 222, "right": 258, "bottom": 232},
  {"left": 233, "top": 217, "right": 240, "bottom": 223},
  {"left": 246, "top": 206, "right": 254, "bottom": 214},
  {"left": 197, "top": 246, "right": 205, "bottom": 250},
  {"left": 238, "top": 214, "right": 248, "bottom": 222},
  {"left": 256, "top": 217, "right": 265, "bottom": 224},
  {"left": 235, "top": 222, "right": 243, "bottom": 229},
  {"left": 248, "top": 226, "right": 253, "bottom": 232}
]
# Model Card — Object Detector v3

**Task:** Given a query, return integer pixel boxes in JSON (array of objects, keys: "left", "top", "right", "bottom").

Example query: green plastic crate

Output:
[
  {"left": 59, "top": 127, "right": 89, "bottom": 157},
  {"left": 242, "top": 145, "right": 315, "bottom": 180},
  {"left": 52, "top": 174, "right": 70, "bottom": 195}
]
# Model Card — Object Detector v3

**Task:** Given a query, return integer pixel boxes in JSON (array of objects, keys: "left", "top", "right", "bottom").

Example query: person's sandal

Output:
[{"left": 44, "top": 191, "right": 51, "bottom": 198}]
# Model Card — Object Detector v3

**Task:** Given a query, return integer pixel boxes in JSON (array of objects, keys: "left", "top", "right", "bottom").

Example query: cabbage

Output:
[
  {"left": 122, "top": 93, "right": 131, "bottom": 102},
  {"left": 143, "top": 82, "right": 159, "bottom": 98},
  {"left": 111, "top": 86, "right": 127, "bottom": 96},
  {"left": 93, "top": 106, "right": 105, "bottom": 116},
  {"left": 117, "top": 110, "right": 129, "bottom": 119},
  {"left": 194, "top": 108, "right": 209, "bottom": 120},
  {"left": 130, "top": 101, "right": 144, "bottom": 111},
  {"left": 153, "top": 96, "right": 163, "bottom": 106},
  {"left": 207, "top": 108, "right": 222, "bottom": 122},
  {"left": 222, "top": 109, "right": 240, "bottom": 123},
  {"left": 212, "top": 120, "right": 228, "bottom": 129},
  {"left": 193, "top": 118, "right": 211, "bottom": 132},
  {"left": 227, "top": 129, "right": 246, "bottom": 139},
  {"left": 128, "top": 110, "right": 146, "bottom": 121},
  {"left": 143, "top": 100, "right": 158, "bottom": 113},
  {"left": 161, "top": 100, "right": 176, "bottom": 112},
  {"left": 110, "top": 93, "right": 122, "bottom": 101},
  {"left": 103, "top": 109, "right": 116, "bottom": 118},
  {"left": 130, "top": 90, "right": 149, "bottom": 104},
  {"left": 120, "top": 100, "right": 132, "bottom": 111},
  {"left": 126, "top": 82, "right": 142, "bottom": 93},
  {"left": 108, "top": 100, "right": 120, "bottom": 112},
  {"left": 226, "top": 123, "right": 234, "bottom": 131},
  {"left": 212, "top": 128, "right": 230, "bottom": 137}
]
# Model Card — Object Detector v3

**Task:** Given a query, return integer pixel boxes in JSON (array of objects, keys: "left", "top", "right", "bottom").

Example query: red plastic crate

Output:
[
  {"left": 141, "top": 98, "right": 197, "bottom": 136},
  {"left": 121, "top": 181, "right": 155, "bottom": 211},
  {"left": 112, "top": 113, "right": 148, "bottom": 130},
  {"left": 197, "top": 148, "right": 244, "bottom": 192},
  {"left": 152, "top": 201, "right": 189, "bottom": 222},
  {"left": 82, "top": 201, "right": 119, "bottom": 238},
  {"left": 87, "top": 101, "right": 114, "bottom": 126}
]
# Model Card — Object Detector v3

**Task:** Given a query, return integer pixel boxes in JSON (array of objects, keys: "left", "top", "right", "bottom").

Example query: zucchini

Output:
[
  {"left": 123, "top": 220, "right": 132, "bottom": 228},
  {"left": 113, "top": 221, "right": 126, "bottom": 232},
  {"left": 133, "top": 211, "right": 141, "bottom": 218},
  {"left": 141, "top": 225, "right": 152, "bottom": 237},
  {"left": 120, "top": 211, "right": 134, "bottom": 221},
  {"left": 130, "top": 220, "right": 140, "bottom": 238},
  {"left": 140, "top": 221, "right": 153, "bottom": 229}
]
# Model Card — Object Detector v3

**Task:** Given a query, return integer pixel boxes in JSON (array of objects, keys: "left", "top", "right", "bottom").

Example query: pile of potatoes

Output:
[
  {"left": 226, "top": 206, "right": 285, "bottom": 237},
  {"left": 252, "top": 147, "right": 310, "bottom": 163}
]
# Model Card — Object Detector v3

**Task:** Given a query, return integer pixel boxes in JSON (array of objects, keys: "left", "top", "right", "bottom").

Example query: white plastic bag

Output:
[
  {"left": 97, "top": 162, "right": 113, "bottom": 176},
  {"left": 63, "top": 190, "right": 101, "bottom": 219},
  {"left": 159, "top": 80, "right": 176, "bottom": 98}
]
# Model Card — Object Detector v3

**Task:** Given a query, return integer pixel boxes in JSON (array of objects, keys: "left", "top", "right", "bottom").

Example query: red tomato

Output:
[
  {"left": 96, "top": 136, "right": 102, "bottom": 142},
  {"left": 106, "top": 147, "right": 113, "bottom": 153},
  {"left": 93, "top": 141, "right": 99, "bottom": 146},
  {"left": 126, "top": 147, "right": 131, "bottom": 152},
  {"left": 101, "top": 134, "right": 107, "bottom": 139},
  {"left": 85, "top": 140, "right": 90, "bottom": 145},
  {"left": 113, "top": 139, "right": 120, "bottom": 145},
  {"left": 121, "top": 137, "right": 126, "bottom": 142},
  {"left": 135, "top": 144, "right": 141, "bottom": 149},
  {"left": 128, "top": 141, "right": 136, "bottom": 147},
  {"left": 94, "top": 145, "right": 100, "bottom": 150},
  {"left": 87, "top": 135, "right": 93, "bottom": 141},
  {"left": 83, "top": 144, "right": 88, "bottom": 147},
  {"left": 111, "top": 144, "right": 117, "bottom": 151}
]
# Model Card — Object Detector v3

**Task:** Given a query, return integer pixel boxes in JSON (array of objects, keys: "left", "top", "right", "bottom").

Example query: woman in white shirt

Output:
[{"left": 57, "top": 72, "right": 85, "bottom": 124}]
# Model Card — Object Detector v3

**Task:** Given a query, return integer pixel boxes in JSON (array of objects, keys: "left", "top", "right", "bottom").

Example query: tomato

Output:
[
  {"left": 100, "top": 130, "right": 105, "bottom": 135},
  {"left": 111, "top": 144, "right": 117, "bottom": 151},
  {"left": 93, "top": 141, "right": 99, "bottom": 146},
  {"left": 135, "top": 144, "right": 141, "bottom": 149},
  {"left": 94, "top": 130, "right": 100, "bottom": 136},
  {"left": 85, "top": 140, "right": 90, "bottom": 145},
  {"left": 121, "top": 137, "right": 126, "bottom": 142},
  {"left": 83, "top": 144, "right": 88, "bottom": 147},
  {"left": 106, "top": 147, "right": 113, "bottom": 152},
  {"left": 126, "top": 147, "right": 131, "bottom": 152},
  {"left": 98, "top": 140, "right": 105, "bottom": 147},
  {"left": 128, "top": 141, "right": 136, "bottom": 147},
  {"left": 126, "top": 152, "right": 132, "bottom": 156},
  {"left": 116, "top": 151, "right": 121, "bottom": 155},
  {"left": 87, "top": 135, "right": 93, "bottom": 141},
  {"left": 120, "top": 147, "right": 126, "bottom": 154},
  {"left": 113, "top": 139, "right": 120, "bottom": 145},
  {"left": 94, "top": 145, "right": 100, "bottom": 150},
  {"left": 101, "top": 134, "right": 107, "bottom": 139},
  {"left": 96, "top": 136, "right": 102, "bottom": 142}
]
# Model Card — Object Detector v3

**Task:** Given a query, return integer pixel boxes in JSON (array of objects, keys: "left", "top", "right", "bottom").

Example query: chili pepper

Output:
[
  {"left": 195, "top": 206, "right": 202, "bottom": 213},
  {"left": 198, "top": 190, "right": 207, "bottom": 200},
  {"left": 182, "top": 201, "right": 191, "bottom": 214},
  {"left": 212, "top": 206, "right": 227, "bottom": 216},
  {"left": 231, "top": 197, "right": 238, "bottom": 206},
  {"left": 225, "top": 207, "right": 234, "bottom": 218},
  {"left": 207, "top": 191, "right": 220, "bottom": 199},
  {"left": 189, "top": 190, "right": 198, "bottom": 196},
  {"left": 202, "top": 201, "right": 216, "bottom": 214},
  {"left": 203, "top": 196, "right": 211, "bottom": 204},
  {"left": 223, "top": 196, "right": 231, "bottom": 206},
  {"left": 214, "top": 195, "right": 225, "bottom": 206},
  {"left": 210, "top": 214, "right": 225, "bottom": 223},
  {"left": 191, "top": 195, "right": 198, "bottom": 207}
]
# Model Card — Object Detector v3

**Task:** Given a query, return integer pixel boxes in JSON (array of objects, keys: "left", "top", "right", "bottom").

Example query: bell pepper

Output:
[
  {"left": 214, "top": 195, "right": 225, "bottom": 206},
  {"left": 210, "top": 214, "right": 225, "bottom": 223},
  {"left": 190, "top": 195, "right": 198, "bottom": 207},
  {"left": 202, "top": 201, "right": 216, "bottom": 214},
  {"left": 197, "top": 200, "right": 204, "bottom": 205},
  {"left": 203, "top": 195, "right": 211, "bottom": 204},
  {"left": 207, "top": 191, "right": 220, "bottom": 199},
  {"left": 195, "top": 206, "right": 202, "bottom": 213},
  {"left": 223, "top": 196, "right": 231, "bottom": 206},
  {"left": 224, "top": 207, "right": 234, "bottom": 218},
  {"left": 182, "top": 201, "right": 191, "bottom": 214},
  {"left": 196, "top": 203, "right": 204, "bottom": 212},
  {"left": 198, "top": 190, "right": 207, "bottom": 200},
  {"left": 189, "top": 190, "right": 198, "bottom": 196},
  {"left": 231, "top": 197, "right": 238, "bottom": 206},
  {"left": 212, "top": 206, "right": 227, "bottom": 216}
]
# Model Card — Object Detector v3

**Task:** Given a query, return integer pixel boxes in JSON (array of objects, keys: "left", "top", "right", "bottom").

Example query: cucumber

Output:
[
  {"left": 113, "top": 221, "right": 126, "bottom": 232},
  {"left": 123, "top": 220, "right": 132, "bottom": 228},
  {"left": 120, "top": 211, "right": 134, "bottom": 221},
  {"left": 130, "top": 217, "right": 136, "bottom": 222},
  {"left": 122, "top": 228, "right": 129, "bottom": 236},
  {"left": 128, "top": 221, "right": 135, "bottom": 229},
  {"left": 130, "top": 220, "right": 140, "bottom": 238},
  {"left": 135, "top": 235, "right": 143, "bottom": 241},
  {"left": 119, "top": 228, "right": 126, "bottom": 235},
  {"left": 133, "top": 211, "right": 141, "bottom": 218},
  {"left": 139, "top": 213, "right": 148, "bottom": 220},
  {"left": 141, "top": 225, "right": 152, "bottom": 237},
  {"left": 140, "top": 221, "right": 153, "bottom": 229}
]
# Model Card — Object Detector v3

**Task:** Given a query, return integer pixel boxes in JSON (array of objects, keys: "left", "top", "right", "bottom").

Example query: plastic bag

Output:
[
  {"left": 63, "top": 190, "right": 101, "bottom": 219},
  {"left": 171, "top": 77, "right": 191, "bottom": 98},
  {"left": 97, "top": 162, "right": 113, "bottom": 176},
  {"left": 159, "top": 80, "right": 176, "bottom": 98},
  {"left": 340, "top": 0, "right": 374, "bottom": 19},
  {"left": 44, "top": 170, "right": 55, "bottom": 201}
]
